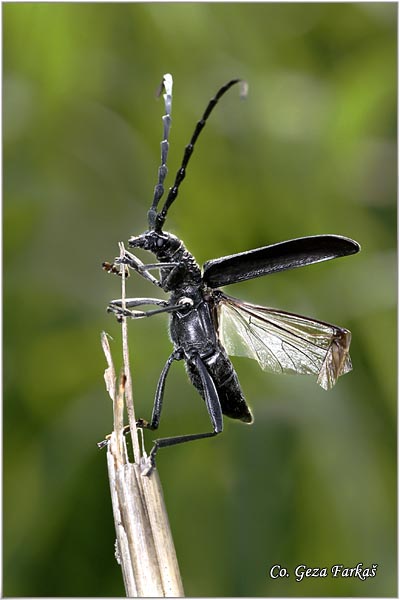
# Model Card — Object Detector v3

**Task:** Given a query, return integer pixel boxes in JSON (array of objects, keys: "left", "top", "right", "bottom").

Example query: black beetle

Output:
[{"left": 105, "top": 74, "right": 360, "bottom": 464}]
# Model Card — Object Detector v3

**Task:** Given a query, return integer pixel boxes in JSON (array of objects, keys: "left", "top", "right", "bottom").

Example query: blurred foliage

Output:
[{"left": 3, "top": 3, "right": 396, "bottom": 597}]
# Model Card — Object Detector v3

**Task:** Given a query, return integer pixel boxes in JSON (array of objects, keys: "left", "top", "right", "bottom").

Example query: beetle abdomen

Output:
[{"left": 185, "top": 349, "right": 253, "bottom": 423}]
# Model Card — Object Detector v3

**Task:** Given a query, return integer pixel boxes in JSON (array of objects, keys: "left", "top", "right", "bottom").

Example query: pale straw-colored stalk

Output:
[{"left": 100, "top": 243, "right": 184, "bottom": 597}]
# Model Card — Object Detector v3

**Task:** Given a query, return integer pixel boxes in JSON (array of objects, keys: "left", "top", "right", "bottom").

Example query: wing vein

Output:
[{"left": 217, "top": 294, "right": 352, "bottom": 389}]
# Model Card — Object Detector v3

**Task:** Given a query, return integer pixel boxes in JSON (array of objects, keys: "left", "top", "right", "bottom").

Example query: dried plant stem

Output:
[
  {"left": 118, "top": 241, "right": 141, "bottom": 464},
  {"left": 100, "top": 243, "right": 184, "bottom": 597},
  {"left": 105, "top": 431, "right": 183, "bottom": 597}
]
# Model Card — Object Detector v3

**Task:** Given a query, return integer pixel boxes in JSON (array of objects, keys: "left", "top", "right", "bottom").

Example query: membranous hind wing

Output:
[{"left": 216, "top": 294, "right": 352, "bottom": 390}]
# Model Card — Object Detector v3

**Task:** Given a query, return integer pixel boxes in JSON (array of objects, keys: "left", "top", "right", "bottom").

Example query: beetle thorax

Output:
[{"left": 128, "top": 229, "right": 202, "bottom": 288}]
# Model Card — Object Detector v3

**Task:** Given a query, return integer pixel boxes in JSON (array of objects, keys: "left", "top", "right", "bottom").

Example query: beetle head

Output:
[{"left": 128, "top": 230, "right": 181, "bottom": 260}]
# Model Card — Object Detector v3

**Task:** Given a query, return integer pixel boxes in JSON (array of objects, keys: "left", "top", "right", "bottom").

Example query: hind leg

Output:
[{"left": 148, "top": 353, "right": 223, "bottom": 469}]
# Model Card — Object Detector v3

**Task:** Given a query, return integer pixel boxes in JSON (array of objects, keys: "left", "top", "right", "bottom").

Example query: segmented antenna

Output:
[
  {"left": 153, "top": 78, "right": 247, "bottom": 232},
  {"left": 148, "top": 73, "right": 173, "bottom": 230}
]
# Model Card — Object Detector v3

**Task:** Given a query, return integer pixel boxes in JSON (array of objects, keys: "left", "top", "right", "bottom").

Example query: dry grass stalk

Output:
[{"left": 100, "top": 244, "right": 184, "bottom": 597}]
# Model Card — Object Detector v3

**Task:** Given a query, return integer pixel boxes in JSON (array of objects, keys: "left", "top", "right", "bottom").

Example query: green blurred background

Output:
[{"left": 4, "top": 3, "right": 396, "bottom": 597}]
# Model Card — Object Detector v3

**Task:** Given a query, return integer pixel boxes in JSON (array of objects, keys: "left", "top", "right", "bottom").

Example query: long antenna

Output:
[
  {"left": 154, "top": 78, "right": 247, "bottom": 232},
  {"left": 148, "top": 73, "right": 173, "bottom": 230}
]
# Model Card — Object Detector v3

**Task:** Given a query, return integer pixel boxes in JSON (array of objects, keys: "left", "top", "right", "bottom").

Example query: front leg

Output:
[
  {"left": 104, "top": 248, "right": 178, "bottom": 288},
  {"left": 103, "top": 249, "right": 161, "bottom": 287}
]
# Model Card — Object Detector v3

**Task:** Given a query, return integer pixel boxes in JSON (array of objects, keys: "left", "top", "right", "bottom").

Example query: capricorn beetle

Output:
[{"left": 104, "top": 74, "right": 360, "bottom": 465}]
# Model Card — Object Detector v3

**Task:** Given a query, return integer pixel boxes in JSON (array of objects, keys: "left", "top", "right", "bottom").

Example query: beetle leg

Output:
[
  {"left": 138, "top": 262, "right": 179, "bottom": 271},
  {"left": 137, "top": 349, "right": 183, "bottom": 432},
  {"left": 104, "top": 249, "right": 162, "bottom": 287},
  {"left": 109, "top": 297, "right": 169, "bottom": 309},
  {"left": 147, "top": 352, "right": 223, "bottom": 473},
  {"left": 104, "top": 247, "right": 180, "bottom": 287},
  {"left": 97, "top": 350, "right": 183, "bottom": 451},
  {"left": 108, "top": 298, "right": 193, "bottom": 320}
]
